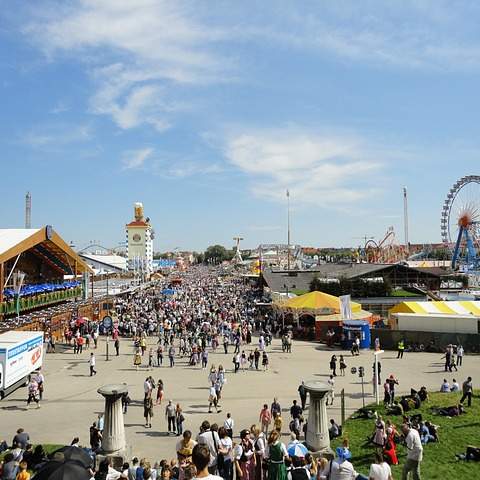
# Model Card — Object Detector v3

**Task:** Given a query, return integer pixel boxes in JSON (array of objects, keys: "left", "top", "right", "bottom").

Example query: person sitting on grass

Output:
[
  {"left": 440, "top": 379, "right": 450, "bottom": 393},
  {"left": 425, "top": 421, "right": 439, "bottom": 443},
  {"left": 437, "top": 403, "right": 465, "bottom": 417},
  {"left": 329, "top": 419, "right": 341, "bottom": 440},
  {"left": 417, "top": 386, "right": 429, "bottom": 402},
  {"left": 455, "top": 446, "right": 480, "bottom": 461},
  {"left": 419, "top": 422, "right": 436, "bottom": 445}
]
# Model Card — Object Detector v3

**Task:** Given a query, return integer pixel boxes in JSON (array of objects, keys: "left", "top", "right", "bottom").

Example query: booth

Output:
[{"left": 342, "top": 320, "right": 371, "bottom": 349}]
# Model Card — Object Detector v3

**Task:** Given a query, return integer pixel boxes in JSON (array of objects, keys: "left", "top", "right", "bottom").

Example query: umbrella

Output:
[
  {"left": 51, "top": 446, "right": 94, "bottom": 469},
  {"left": 287, "top": 442, "right": 308, "bottom": 458},
  {"left": 33, "top": 460, "right": 91, "bottom": 480},
  {"left": 161, "top": 288, "right": 175, "bottom": 295}
]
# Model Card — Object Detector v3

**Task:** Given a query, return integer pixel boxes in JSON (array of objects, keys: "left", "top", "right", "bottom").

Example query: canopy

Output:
[
  {"left": 390, "top": 300, "right": 480, "bottom": 316},
  {"left": 279, "top": 291, "right": 362, "bottom": 315}
]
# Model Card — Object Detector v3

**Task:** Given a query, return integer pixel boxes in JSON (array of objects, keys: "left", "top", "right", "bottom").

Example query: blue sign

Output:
[{"left": 102, "top": 316, "right": 113, "bottom": 329}]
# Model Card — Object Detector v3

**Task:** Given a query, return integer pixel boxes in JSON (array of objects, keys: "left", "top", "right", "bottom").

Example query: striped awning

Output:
[{"left": 390, "top": 300, "right": 480, "bottom": 316}]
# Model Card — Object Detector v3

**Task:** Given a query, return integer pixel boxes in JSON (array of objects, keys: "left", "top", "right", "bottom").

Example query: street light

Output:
[{"left": 374, "top": 350, "right": 384, "bottom": 405}]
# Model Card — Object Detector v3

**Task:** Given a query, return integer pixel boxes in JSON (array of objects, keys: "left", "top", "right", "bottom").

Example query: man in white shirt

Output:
[
  {"left": 401, "top": 424, "right": 423, "bottom": 480},
  {"left": 89, "top": 353, "right": 97, "bottom": 376},
  {"left": 191, "top": 444, "right": 223, "bottom": 480},
  {"left": 224, "top": 413, "right": 234, "bottom": 438},
  {"left": 450, "top": 379, "right": 460, "bottom": 392},
  {"left": 196, "top": 421, "right": 221, "bottom": 474}
]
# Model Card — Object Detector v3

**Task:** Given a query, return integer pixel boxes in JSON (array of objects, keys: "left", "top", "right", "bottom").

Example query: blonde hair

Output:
[
  {"left": 268, "top": 430, "right": 280, "bottom": 444},
  {"left": 250, "top": 424, "right": 260, "bottom": 436}
]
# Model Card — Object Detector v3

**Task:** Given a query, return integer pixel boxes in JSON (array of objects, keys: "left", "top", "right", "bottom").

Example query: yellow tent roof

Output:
[{"left": 282, "top": 291, "right": 362, "bottom": 314}]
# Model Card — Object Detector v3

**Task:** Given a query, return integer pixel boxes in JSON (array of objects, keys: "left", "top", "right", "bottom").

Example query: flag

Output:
[{"left": 339, "top": 294, "right": 352, "bottom": 321}]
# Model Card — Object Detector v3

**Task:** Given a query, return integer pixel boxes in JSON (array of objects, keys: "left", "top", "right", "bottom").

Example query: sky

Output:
[{"left": 2, "top": 1, "right": 480, "bottom": 252}]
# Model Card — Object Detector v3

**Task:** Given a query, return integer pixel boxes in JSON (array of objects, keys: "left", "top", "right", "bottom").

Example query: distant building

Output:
[
  {"left": 79, "top": 253, "right": 127, "bottom": 274},
  {"left": 126, "top": 203, "right": 154, "bottom": 274}
]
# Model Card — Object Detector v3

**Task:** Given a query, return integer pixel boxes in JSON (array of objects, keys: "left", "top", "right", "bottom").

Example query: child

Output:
[{"left": 16, "top": 461, "right": 30, "bottom": 480}]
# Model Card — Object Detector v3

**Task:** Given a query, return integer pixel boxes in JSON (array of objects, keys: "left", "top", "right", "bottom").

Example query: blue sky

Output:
[{"left": 2, "top": 1, "right": 480, "bottom": 251}]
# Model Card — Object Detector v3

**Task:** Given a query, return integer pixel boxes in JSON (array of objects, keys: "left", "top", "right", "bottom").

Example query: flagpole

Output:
[{"left": 287, "top": 189, "right": 291, "bottom": 271}]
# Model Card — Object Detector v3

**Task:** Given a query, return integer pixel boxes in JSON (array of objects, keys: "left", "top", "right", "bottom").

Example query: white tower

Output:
[{"left": 25, "top": 192, "right": 31, "bottom": 229}]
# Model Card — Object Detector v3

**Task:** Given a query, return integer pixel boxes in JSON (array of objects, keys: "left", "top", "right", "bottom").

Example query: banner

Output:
[{"left": 339, "top": 294, "right": 352, "bottom": 321}]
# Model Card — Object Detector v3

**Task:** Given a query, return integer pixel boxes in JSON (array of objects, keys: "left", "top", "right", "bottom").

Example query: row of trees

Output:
[{"left": 309, "top": 275, "right": 393, "bottom": 297}]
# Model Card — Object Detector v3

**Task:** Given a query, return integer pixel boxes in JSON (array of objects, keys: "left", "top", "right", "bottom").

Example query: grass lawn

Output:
[
  {"left": 0, "top": 444, "right": 63, "bottom": 462},
  {"left": 391, "top": 289, "right": 422, "bottom": 297},
  {"left": 332, "top": 391, "right": 480, "bottom": 479}
]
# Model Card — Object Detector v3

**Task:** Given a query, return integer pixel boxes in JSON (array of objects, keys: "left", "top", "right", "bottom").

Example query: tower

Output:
[
  {"left": 403, "top": 187, "right": 409, "bottom": 254},
  {"left": 126, "top": 202, "right": 154, "bottom": 276},
  {"left": 25, "top": 192, "right": 31, "bottom": 229}
]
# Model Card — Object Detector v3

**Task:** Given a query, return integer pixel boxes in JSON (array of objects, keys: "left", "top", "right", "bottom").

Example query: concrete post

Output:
[
  {"left": 97, "top": 383, "right": 128, "bottom": 454},
  {"left": 303, "top": 381, "right": 333, "bottom": 455}
]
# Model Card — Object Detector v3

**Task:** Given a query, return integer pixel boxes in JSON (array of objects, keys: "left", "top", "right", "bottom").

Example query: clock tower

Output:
[{"left": 126, "top": 202, "right": 154, "bottom": 274}]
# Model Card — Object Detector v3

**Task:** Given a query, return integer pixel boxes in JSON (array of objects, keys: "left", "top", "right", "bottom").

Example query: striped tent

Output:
[{"left": 390, "top": 300, "right": 480, "bottom": 316}]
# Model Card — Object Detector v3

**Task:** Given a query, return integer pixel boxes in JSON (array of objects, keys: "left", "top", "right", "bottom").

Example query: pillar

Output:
[
  {"left": 303, "top": 381, "right": 332, "bottom": 454},
  {"left": 98, "top": 384, "right": 128, "bottom": 453}
]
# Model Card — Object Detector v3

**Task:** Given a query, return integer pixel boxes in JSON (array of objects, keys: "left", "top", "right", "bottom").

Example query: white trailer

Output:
[
  {"left": 0, "top": 331, "right": 44, "bottom": 399},
  {"left": 390, "top": 312, "right": 479, "bottom": 334}
]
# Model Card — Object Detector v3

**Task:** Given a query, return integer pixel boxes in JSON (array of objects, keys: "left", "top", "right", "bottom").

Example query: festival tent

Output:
[
  {"left": 390, "top": 300, "right": 480, "bottom": 316},
  {"left": 275, "top": 291, "right": 372, "bottom": 341},
  {"left": 282, "top": 291, "right": 363, "bottom": 314}
]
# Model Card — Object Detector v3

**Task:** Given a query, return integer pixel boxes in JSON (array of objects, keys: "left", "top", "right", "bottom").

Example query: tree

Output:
[{"left": 204, "top": 245, "right": 231, "bottom": 265}]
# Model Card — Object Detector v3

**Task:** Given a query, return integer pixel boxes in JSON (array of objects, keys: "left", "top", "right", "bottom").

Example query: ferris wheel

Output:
[{"left": 441, "top": 175, "right": 480, "bottom": 270}]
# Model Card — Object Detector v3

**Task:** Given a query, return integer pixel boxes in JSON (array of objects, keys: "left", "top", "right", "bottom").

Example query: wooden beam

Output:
[
  {"left": 50, "top": 230, "right": 93, "bottom": 273},
  {"left": 0, "top": 262, "right": 4, "bottom": 304}
]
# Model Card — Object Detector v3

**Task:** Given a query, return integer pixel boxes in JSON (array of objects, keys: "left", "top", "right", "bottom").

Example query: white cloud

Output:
[
  {"left": 23, "top": 124, "right": 91, "bottom": 147},
  {"left": 225, "top": 128, "right": 383, "bottom": 207},
  {"left": 25, "top": 0, "right": 229, "bottom": 131},
  {"left": 122, "top": 147, "right": 153, "bottom": 170}
]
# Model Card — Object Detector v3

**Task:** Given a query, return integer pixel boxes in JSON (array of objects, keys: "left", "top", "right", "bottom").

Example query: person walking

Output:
[
  {"left": 298, "top": 381, "right": 307, "bottom": 410},
  {"left": 115, "top": 338, "right": 120, "bottom": 356},
  {"left": 134, "top": 347, "right": 142, "bottom": 370},
  {"left": 262, "top": 351, "right": 269, "bottom": 371},
  {"left": 144, "top": 395, "right": 154, "bottom": 428},
  {"left": 259, "top": 404, "right": 272, "bottom": 435},
  {"left": 26, "top": 377, "right": 40, "bottom": 409},
  {"left": 397, "top": 339, "right": 405, "bottom": 359},
  {"left": 329, "top": 355, "right": 337, "bottom": 377},
  {"left": 254, "top": 349, "right": 261, "bottom": 370},
  {"left": 326, "top": 375, "right": 335, "bottom": 406},
  {"left": 224, "top": 413, "right": 234, "bottom": 438},
  {"left": 157, "top": 344, "right": 163, "bottom": 366},
  {"left": 208, "top": 384, "right": 220, "bottom": 413},
  {"left": 460, "top": 376, "right": 473, "bottom": 407},
  {"left": 156, "top": 379, "right": 164, "bottom": 405},
  {"left": 456, "top": 344, "right": 464, "bottom": 366},
  {"left": 89, "top": 353, "right": 97, "bottom": 376},
  {"left": 168, "top": 345, "right": 175, "bottom": 367},
  {"left": 165, "top": 400, "right": 177, "bottom": 434},
  {"left": 339, "top": 355, "right": 347, "bottom": 376},
  {"left": 401, "top": 424, "right": 423, "bottom": 480},
  {"left": 34, "top": 369, "right": 45, "bottom": 401},
  {"left": 176, "top": 404, "right": 185, "bottom": 436}
]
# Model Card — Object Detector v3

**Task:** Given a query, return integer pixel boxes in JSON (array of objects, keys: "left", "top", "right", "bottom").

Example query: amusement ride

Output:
[{"left": 441, "top": 175, "right": 480, "bottom": 272}]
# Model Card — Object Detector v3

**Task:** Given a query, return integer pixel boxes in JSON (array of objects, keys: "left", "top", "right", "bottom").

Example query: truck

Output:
[{"left": 0, "top": 331, "right": 44, "bottom": 399}]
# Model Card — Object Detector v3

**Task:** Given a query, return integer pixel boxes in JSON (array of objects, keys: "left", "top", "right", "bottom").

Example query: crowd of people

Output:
[{"left": 1, "top": 266, "right": 478, "bottom": 480}]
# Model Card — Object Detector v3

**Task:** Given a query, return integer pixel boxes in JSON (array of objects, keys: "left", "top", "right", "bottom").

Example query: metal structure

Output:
[
  {"left": 441, "top": 175, "right": 480, "bottom": 271},
  {"left": 364, "top": 227, "right": 407, "bottom": 263},
  {"left": 403, "top": 187, "right": 409, "bottom": 254},
  {"left": 232, "top": 236, "right": 244, "bottom": 263},
  {"left": 25, "top": 192, "right": 31, "bottom": 229}
]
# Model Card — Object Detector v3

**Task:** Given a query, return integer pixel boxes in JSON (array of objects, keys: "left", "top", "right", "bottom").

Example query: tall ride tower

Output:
[{"left": 25, "top": 192, "right": 32, "bottom": 229}]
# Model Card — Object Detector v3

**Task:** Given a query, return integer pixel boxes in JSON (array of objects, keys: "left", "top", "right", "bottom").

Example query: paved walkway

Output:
[{"left": 1, "top": 336, "right": 477, "bottom": 461}]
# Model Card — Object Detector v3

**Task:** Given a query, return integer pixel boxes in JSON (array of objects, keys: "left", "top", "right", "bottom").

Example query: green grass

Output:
[
  {"left": 333, "top": 391, "right": 480, "bottom": 479},
  {"left": 0, "top": 444, "right": 63, "bottom": 462},
  {"left": 391, "top": 289, "right": 422, "bottom": 297},
  {"left": 292, "top": 289, "right": 308, "bottom": 296}
]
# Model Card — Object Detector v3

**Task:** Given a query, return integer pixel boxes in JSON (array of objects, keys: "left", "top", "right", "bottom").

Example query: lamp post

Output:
[
  {"left": 374, "top": 350, "right": 384, "bottom": 405},
  {"left": 283, "top": 283, "right": 289, "bottom": 332}
]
